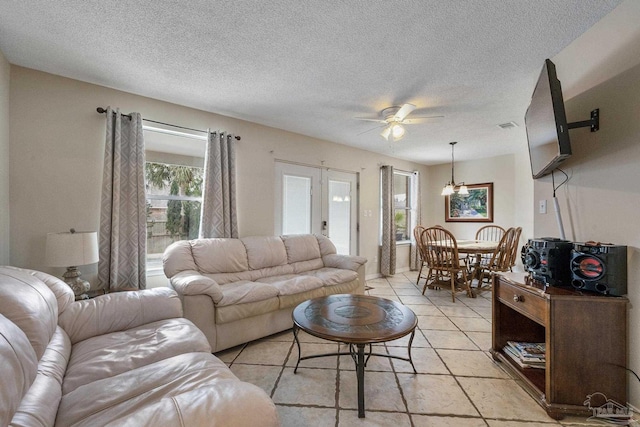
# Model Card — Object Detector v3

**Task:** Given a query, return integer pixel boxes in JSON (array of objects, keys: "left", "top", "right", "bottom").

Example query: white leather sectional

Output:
[
  {"left": 163, "top": 234, "right": 367, "bottom": 352},
  {"left": 0, "top": 266, "right": 279, "bottom": 427}
]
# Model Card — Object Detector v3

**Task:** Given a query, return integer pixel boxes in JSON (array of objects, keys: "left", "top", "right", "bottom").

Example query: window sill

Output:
[{"left": 395, "top": 241, "right": 411, "bottom": 246}]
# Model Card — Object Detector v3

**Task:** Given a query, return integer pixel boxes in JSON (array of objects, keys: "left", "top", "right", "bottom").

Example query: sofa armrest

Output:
[
  {"left": 322, "top": 254, "right": 367, "bottom": 271},
  {"left": 170, "top": 270, "right": 224, "bottom": 304},
  {"left": 58, "top": 288, "right": 182, "bottom": 344}
]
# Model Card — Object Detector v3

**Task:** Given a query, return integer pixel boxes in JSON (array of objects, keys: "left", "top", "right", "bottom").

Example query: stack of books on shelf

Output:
[{"left": 503, "top": 341, "right": 546, "bottom": 369}]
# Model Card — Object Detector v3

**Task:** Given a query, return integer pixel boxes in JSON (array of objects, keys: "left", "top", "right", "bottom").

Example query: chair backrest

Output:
[
  {"left": 413, "top": 225, "right": 427, "bottom": 261},
  {"left": 475, "top": 225, "right": 505, "bottom": 242},
  {"left": 421, "top": 226, "right": 461, "bottom": 271},
  {"left": 486, "top": 227, "right": 517, "bottom": 271},
  {"left": 508, "top": 227, "right": 523, "bottom": 268}
]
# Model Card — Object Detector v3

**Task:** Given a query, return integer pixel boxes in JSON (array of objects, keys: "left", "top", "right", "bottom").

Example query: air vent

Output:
[{"left": 498, "top": 121, "right": 518, "bottom": 129}]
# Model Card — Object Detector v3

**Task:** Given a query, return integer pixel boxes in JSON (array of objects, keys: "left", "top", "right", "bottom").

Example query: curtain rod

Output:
[{"left": 96, "top": 107, "right": 241, "bottom": 140}]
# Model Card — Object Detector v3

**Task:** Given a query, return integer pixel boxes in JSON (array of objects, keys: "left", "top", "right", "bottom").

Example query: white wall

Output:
[
  {"left": 0, "top": 49, "right": 10, "bottom": 265},
  {"left": 8, "top": 66, "right": 429, "bottom": 282},
  {"left": 426, "top": 151, "right": 533, "bottom": 265},
  {"left": 533, "top": 61, "right": 640, "bottom": 408}
]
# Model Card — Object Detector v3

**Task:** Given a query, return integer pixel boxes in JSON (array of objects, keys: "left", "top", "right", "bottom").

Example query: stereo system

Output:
[
  {"left": 521, "top": 238, "right": 573, "bottom": 287},
  {"left": 522, "top": 238, "right": 627, "bottom": 296}
]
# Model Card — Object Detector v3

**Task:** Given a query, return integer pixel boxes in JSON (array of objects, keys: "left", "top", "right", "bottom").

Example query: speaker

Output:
[
  {"left": 571, "top": 243, "right": 627, "bottom": 296},
  {"left": 521, "top": 237, "right": 573, "bottom": 287}
]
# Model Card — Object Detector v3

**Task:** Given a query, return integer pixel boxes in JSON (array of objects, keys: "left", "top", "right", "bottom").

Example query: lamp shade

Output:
[{"left": 45, "top": 231, "right": 99, "bottom": 267}]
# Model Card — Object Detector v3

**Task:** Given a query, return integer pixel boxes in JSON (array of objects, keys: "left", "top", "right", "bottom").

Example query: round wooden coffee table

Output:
[{"left": 292, "top": 294, "right": 418, "bottom": 418}]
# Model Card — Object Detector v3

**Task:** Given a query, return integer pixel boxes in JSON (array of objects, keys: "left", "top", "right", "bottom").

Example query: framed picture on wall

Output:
[{"left": 445, "top": 183, "right": 493, "bottom": 222}]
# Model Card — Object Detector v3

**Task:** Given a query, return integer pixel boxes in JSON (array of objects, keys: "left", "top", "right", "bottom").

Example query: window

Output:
[
  {"left": 143, "top": 125, "right": 206, "bottom": 275},
  {"left": 393, "top": 171, "right": 412, "bottom": 242}
]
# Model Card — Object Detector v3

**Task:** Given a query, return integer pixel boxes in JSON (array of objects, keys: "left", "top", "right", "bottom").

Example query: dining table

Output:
[{"left": 429, "top": 239, "right": 500, "bottom": 293}]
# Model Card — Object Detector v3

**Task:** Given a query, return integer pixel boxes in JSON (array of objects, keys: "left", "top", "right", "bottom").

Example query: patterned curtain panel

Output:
[
  {"left": 199, "top": 131, "right": 238, "bottom": 238},
  {"left": 409, "top": 171, "right": 422, "bottom": 271},
  {"left": 98, "top": 107, "right": 146, "bottom": 290},
  {"left": 380, "top": 165, "right": 396, "bottom": 276}
]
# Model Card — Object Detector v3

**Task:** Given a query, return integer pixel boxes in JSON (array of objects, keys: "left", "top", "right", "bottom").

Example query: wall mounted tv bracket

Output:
[{"left": 567, "top": 108, "right": 599, "bottom": 132}]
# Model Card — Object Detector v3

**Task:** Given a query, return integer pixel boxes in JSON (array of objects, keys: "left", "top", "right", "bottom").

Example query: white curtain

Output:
[
  {"left": 199, "top": 131, "right": 238, "bottom": 238},
  {"left": 98, "top": 107, "right": 146, "bottom": 290},
  {"left": 409, "top": 171, "right": 422, "bottom": 270},
  {"left": 380, "top": 165, "right": 396, "bottom": 276}
]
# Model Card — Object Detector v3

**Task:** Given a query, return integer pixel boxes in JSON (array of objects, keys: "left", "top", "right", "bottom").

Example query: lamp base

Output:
[{"left": 62, "top": 266, "right": 91, "bottom": 298}]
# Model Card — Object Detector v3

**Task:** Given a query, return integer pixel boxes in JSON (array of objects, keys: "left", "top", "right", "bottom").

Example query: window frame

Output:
[
  {"left": 393, "top": 170, "right": 413, "bottom": 244},
  {"left": 143, "top": 124, "right": 206, "bottom": 276}
]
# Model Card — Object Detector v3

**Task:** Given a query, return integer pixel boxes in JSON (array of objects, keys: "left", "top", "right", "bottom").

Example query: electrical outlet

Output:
[{"left": 539, "top": 200, "right": 547, "bottom": 214}]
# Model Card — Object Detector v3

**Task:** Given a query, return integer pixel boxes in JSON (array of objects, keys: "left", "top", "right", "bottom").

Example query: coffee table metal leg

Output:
[
  {"left": 293, "top": 325, "right": 302, "bottom": 374},
  {"left": 356, "top": 343, "right": 366, "bottom": 418},
  {"left": 407, "top": 329, "right": 417, "bottom": 374}
]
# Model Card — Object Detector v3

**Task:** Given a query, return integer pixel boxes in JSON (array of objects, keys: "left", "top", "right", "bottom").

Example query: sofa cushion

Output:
[
  {"left": 278, "top": 287, "right": 326, "bottom": 309},
  {"left": 57, "top": 352, "right": 274, "bottom": 427},
  {"left": 216, "top": 298, "right": 280, "bottom": 324},
  {"left": 290, "top": 258, "right": 324, "bottom": 274},
  {"left": 0, "top": 314, "right": 38, "bottom": 427},
  {"left": 241, "top": 236, "right": 288, "bottom": 270},
  {"left": 21, "top": 268, "right": 75, "bottom": 314},
  {"left": 63, "top": 318, "right": 211, "bottom": 395},
  {"left": 0, "top": 267, "right": 58, "bottom": 359},
  {"left": 282, "top": 234, "right": 322, "bottom": 263},
  {"left": 217, "top": 281, "right": 280, "bottom": 306},
  {"left": 303, "top": 267, "right": 358, "bottom": 286},
  {"left": 205, "top": 270, "right": 256, "bottom": 285},
  {"left": 191, "top": 238, "right": 249, "bottom": 273},
  {"left": 163, "top": 240, "right": 198, "bottom": 277},
  {"left": 10, "top": 326, "right": 70, "bottom": 427},
  {"left": 97, "top": 383, "right": 279, "bottom": 427},
  {"left": 315, "top": 233, "right": 338, "bottom": 256},
  {"left": 257, "top": 275, "right": 324, "bottom": 296}
]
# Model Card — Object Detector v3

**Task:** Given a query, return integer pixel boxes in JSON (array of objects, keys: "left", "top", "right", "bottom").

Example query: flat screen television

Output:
[{"left": 524, "top": 59, "right": 571, "bottom": 179}]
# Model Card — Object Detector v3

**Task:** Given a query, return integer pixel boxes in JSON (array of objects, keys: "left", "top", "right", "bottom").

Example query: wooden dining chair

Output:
[
  {"left": 507, "top": 226, "right": 523, "bottom": 271},
  {"left": 471, "top": 224, "right": 506, "bottom": 273},
  {"left": 477, "top": 227, "right": 518, "bottom": 286},
  {"left": 421, "top": 226, "right": 472, "bottom": 302},
  {"left": 413, "top": 225, "right": 428, "bottom": 286},
  {"left": 475, "top": 225, "right": 506, "bottom": 242}
]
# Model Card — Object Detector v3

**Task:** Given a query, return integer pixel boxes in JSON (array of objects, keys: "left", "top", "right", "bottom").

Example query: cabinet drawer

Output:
[{"left": 497, "top": 279, "right": 546, "bottom": 324}]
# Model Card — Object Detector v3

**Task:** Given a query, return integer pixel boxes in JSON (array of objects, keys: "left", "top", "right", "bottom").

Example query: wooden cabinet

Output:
[{"left": 491, "top": 272, "right": 627, "bottom": 419}]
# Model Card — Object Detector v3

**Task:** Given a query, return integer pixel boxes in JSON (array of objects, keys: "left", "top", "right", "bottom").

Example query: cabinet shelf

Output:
[{"left": 491, "top": 272, "right": 627, "bottom": 420}]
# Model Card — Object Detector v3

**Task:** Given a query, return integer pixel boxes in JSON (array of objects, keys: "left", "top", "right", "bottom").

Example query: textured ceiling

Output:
[{"left": 0, "top": 0, "right": 624, "bottom": 164}]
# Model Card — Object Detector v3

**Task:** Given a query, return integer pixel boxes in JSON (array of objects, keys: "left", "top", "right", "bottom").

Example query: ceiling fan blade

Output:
[
  {"left": 354, "top": 117, "right": 387, "bottom": 123},
  {"left": 402, "top": 115, "right": 444, "bottom": 124},
  {"left": 394, "top": 103, "right": 416, "bottom": 121},
  {"left": 357, "top": 124, "right": 385, "bottom": 136}
]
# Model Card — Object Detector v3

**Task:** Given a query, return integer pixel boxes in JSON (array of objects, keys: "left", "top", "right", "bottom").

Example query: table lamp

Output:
[{"left": 45, "top": 229, "right": 99, "bottom": 297}]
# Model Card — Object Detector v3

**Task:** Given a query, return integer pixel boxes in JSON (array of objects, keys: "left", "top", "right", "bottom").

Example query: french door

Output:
[{"left": 275, "top": 162, "right": 358, "bottom": 255}]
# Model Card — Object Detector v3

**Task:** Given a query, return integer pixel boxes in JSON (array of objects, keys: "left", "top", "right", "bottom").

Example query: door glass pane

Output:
[
  {"left": 283, "top": 175, "right": 311, "bottom": 234},
  {"left": 328, "top": 180, "right": 351, "bottom": 254}
]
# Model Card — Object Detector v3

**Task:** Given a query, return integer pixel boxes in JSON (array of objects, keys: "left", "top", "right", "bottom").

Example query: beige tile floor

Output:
[{"left": 217, "top": 273, "right": 626, "bottom": 427}]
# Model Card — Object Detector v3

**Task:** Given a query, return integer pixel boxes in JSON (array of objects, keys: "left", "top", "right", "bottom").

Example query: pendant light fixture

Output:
[{"left": 441, "top": 141, "right": 468, "bottom": 196}]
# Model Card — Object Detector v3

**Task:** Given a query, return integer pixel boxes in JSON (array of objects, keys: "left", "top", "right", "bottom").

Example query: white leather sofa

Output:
[
  {"left": 0, "top": 266, "right": 279, "bottom": 427},
  {"left": 163, "top": 234, "right": 367, "bottom": 352}
]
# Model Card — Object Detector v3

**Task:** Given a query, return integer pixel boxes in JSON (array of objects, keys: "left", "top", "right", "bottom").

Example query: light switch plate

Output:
[{"left": 539, "top": 200, "right": 547, "bottom": 214}]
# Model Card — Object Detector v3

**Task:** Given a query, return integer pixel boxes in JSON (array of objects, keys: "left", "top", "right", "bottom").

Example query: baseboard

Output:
[{"left": 365, "top": 268, "right": 415, "bottom": 281}]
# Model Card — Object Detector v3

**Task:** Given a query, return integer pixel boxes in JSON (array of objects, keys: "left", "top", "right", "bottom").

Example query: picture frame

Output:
[{"left": 445, "top": 182, "right": 494, "bottom": 222}]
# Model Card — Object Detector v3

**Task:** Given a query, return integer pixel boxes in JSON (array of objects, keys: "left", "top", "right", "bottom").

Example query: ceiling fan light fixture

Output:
[
  {"left": 391, "top": 123, "right": 405, "bottom": 141},
  {"left": 380, "top": 125, "right": 392, "bottom": 140}
]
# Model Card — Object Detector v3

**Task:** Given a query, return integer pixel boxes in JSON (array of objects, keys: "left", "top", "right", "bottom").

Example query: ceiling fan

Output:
[{"left": 355, "top": 103, "right": 443, "bottom": 142}]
